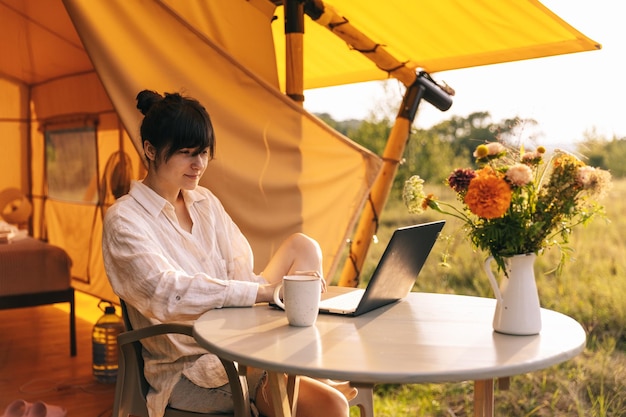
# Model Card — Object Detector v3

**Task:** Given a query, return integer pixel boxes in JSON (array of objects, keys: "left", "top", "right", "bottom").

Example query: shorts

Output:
[{"left": 169, "top": 367, "right": 267, "bottom": 415}]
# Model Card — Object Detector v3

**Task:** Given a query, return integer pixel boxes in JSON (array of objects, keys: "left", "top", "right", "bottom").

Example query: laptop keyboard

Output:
[{"left": 318, "top": 289, "right": 364, "bottom": 310}]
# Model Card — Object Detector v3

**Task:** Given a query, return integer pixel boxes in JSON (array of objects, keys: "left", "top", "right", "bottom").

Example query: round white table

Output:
[{"left": 193, "top": 292, "right": 586, "bottom": 417}]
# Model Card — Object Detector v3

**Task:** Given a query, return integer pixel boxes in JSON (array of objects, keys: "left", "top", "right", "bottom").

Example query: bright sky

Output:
[{"left": 303, "top": 0, "right": 625, "bottom": 150}]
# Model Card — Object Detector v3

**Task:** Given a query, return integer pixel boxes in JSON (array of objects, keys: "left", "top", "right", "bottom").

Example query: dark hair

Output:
[{"left": 136, "top": 90, "right": 215, "bottom": 162}]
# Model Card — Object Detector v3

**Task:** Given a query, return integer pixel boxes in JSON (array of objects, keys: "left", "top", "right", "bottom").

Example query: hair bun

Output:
[{"left": 136, "top": 90, "right": 163, "bottom": 115}]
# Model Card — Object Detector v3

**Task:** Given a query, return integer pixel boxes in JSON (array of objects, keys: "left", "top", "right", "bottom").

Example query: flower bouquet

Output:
[{"left": 402, "top": 142, "right": 612, "bottom": 273}]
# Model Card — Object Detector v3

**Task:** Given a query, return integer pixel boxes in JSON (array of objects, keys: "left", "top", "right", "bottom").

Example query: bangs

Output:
[
  {"left": 169, "top": 114, "right": 211, "bottom": 151},
  {"left": 163, "top": 104, "right": 215, "bottom": 160}
]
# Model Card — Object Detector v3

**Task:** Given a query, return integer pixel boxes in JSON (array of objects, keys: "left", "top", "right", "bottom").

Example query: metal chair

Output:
[
  {"left": 112, "top": 300, "right": 251, "bottom": 417},
  {"left": 114, "top": 301, "right": 373, "bottom": 417}
]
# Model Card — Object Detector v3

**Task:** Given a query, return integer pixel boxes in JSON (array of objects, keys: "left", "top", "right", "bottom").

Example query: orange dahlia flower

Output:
[{"left": 464, "top": 168, "right": 512, "bottom": 219}]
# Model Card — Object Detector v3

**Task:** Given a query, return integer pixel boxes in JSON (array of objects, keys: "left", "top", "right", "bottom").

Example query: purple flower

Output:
[{"left": 448, "top": 168, "right": 477, "bottom": 193}]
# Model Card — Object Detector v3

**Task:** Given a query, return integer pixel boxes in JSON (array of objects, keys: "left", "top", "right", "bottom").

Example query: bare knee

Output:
[
  {"left": 254, "top": 375, "right": 349, "bottom": 417},
  {"left": 295, "top": 377, "right": 350, "bottom": 417},
  {"left": 261, "top": 233, "right": 324, "bottom": 285},
  {"left": 284, "top": 233, "right": 322, "bottom": 270},
  {"left": 285, "top": 233, "right": 321, "bottom": 256}
]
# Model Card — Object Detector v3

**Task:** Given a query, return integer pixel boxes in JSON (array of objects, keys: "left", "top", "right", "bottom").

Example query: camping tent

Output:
[{"left": 0, "top": 0, "right": 599, "bottom": 302}]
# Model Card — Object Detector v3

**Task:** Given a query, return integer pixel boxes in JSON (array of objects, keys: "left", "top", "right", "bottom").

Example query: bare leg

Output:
[
  {"left": 261, "top": 233, "right": 324, "bottom": 286},
  {"left": 258, "top": 234, "right": 355, "bottom": 414},
  {"left": 315, "top": 379, "right": 358, "bottom": 401},
  {"left": 255, "top": 374, "right": 349, "bottom": 417}
]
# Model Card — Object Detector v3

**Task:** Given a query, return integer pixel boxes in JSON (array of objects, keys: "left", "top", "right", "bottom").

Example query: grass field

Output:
[{"left": 339, "top": 178, "right": 626, "bottom": 416}]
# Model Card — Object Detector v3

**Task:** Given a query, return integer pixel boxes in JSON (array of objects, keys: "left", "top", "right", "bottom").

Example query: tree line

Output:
[{"left": 317, "top": 111, "right": 626, "bottom": 193}]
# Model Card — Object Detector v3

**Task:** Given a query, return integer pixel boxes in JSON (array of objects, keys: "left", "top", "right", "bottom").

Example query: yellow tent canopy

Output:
[
  {"left": 0, "top": 0, "right": 599, "bottom": 301},
  {"left": 0, "top": 0, "right": 599, "bottom": 88},
  {"left": 273, "top": 0, "right": 600, "bottom": 89}
]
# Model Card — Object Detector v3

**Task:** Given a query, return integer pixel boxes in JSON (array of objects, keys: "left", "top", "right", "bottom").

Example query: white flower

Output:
[
  {"left": 505, "top": 164, "right": 533, "bottom": 186},
  {"left": 578, "top": 166, "right": 612, "bottom": 198},
  {"left": 486, "top": 142, "right": 506, "bottom": 155},
  {"left": 402, "top": 175, "right": 426, "bottom": 214},
  {"left": 474, "top": 142, "right": 505, "bottom": 158}
]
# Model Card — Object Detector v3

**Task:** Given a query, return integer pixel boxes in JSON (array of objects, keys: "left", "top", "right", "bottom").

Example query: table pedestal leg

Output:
[
  {"left": 287, "top": 375, "right": 299, "bottom": 416},
  {"left": 349, "top": 383, "right": 374, "bottom": 417},
  {"left": 474, "top": 379, "right": 494, "bottom": 417},
  {"left": 267, "top": 371, "right": 292, "bottom": 417}
]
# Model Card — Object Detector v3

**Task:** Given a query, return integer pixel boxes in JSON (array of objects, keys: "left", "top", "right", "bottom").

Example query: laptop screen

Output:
[{"left": 353, "top": 220, "right": 445, "bottom": 315}]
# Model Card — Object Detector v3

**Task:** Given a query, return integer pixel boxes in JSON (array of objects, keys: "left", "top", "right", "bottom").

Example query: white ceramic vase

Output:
[{"left": 484, "top": 253, "right": 542, "bottom": 335}]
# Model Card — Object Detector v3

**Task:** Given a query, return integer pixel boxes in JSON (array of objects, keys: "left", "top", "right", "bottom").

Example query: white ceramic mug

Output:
[{"left": 273, "top": 275, "right": 321, "bottom": 327}]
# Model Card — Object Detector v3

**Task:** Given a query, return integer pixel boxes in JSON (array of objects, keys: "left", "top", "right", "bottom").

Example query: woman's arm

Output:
[{"left": 102, "top": 205, "right": 261, "bottom": 322}]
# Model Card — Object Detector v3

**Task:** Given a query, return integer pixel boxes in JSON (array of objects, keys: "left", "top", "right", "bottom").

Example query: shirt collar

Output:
[{"left": 128, "top": 180, "right": 208, "bottom": 218}]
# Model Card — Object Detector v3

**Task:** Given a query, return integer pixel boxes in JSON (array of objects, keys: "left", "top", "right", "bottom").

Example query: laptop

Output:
[{"left": 318, "top": 220, "right": 445, "bottom": 316}]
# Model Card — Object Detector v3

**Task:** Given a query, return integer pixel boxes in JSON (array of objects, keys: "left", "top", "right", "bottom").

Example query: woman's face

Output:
[{"left": 151, "top": 146, "right": 210, "bottom": 192}]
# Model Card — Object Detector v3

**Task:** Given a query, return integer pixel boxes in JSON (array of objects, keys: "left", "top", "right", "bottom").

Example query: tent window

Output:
[{"left": 45, "top": 127, "right": 98, "bottom": 203}]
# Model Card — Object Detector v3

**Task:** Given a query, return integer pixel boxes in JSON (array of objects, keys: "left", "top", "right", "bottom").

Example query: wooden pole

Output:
[
  {"left": 338, "top": 117, "right": 411, "bottom": 287},
  {"left": 338, "top": 79, "right": 433, "bottom": 287},
  {"left": 302, "top": 1, "right": 453, "bottom": 286},
  {"left": 285, "top": 0, "right": 304, "bottom": 106},
  {"left": 304, "top": 0, "right": 418, "bottom": 86}
]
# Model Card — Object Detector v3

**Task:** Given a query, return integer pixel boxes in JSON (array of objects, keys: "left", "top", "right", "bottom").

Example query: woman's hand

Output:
[
  {"left": 255, "top": 271, "right": 326, "bottom": 304},
  {"left": 255, "top": 283, "right": 279, "bottom": 304}
]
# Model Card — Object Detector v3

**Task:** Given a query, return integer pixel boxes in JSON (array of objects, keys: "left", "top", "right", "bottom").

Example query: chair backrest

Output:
[
  {"left": 120, "top": 298, "right": 133, "bottom": 331},
  {"left": 116, "top": 299, "right": 154, "bottom": 416},
  {"left": 113, "top": 300, "right": 249, "bottom": 417}
]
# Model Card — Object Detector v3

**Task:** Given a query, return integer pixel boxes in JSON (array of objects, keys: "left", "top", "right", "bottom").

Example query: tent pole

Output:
[
  {"left": 285, "top": 0, "right": 304, "bottom": 105},
  {"left": 337, "top": 82, "right": 425, "bottom": 287},
  {"left": 301, "top": 0, "right": 422, "bottom": 287},
  {"left": 303, "top": 0, "right": 418, "bottom": 86},
  {"left": 302, "top": 1, "right": 454, "bottom": 286},
  {"left": 337, "top": 73, "right": 452, "bottom": 287}
]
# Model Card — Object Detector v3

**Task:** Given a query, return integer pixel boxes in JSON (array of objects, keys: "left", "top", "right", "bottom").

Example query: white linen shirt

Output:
[{"left": 102, "top": 180, "right": 266, "bottom": 417}]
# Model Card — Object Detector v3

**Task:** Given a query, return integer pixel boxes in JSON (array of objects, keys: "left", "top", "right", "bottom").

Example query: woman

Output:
[{"left": 102, "top": 90, "right": 350, "bottom": 417}]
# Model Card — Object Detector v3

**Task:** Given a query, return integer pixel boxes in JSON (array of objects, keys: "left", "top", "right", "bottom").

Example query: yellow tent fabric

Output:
[
  {"left": 63, "top": 0, "right": 381, "bottom": 279},
  {"left": 0, "top": 0, "right": 600, "bottom": 89},
  {"left": 272, "top": 0, "right": 600, "bottom": 89},
  {"left": 0, "top": 0, "right": 599, "bottom": 301}
]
